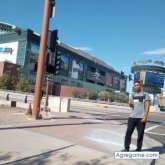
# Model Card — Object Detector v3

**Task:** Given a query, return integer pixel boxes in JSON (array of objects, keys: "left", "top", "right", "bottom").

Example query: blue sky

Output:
[{"left": 1, "top": 0, "right": 165, "bottom": 92}]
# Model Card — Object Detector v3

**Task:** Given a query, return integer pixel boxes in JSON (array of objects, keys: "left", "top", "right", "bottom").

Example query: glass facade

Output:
[
  {"left": 56, "top": 45, "right": 127, "bottom": 93},
  {"left": 0, "top": 26, "right": 127, "bottom": 95},
  {"left": 71, "top": 59, "right": 84, "bottom": 81},
  {"left": 60, "top": 54, "right": 69, "bottom": 77},
  {"left": 16, "top": 40, "right": 27, "bottom": 65},
  {"left": 29, "top": 43, "right": 39, "bottom": 63}
]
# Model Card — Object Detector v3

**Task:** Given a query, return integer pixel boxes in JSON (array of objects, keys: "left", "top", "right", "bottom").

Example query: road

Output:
[
  {"left": 0, "top": 102, "right": 164, "bottom": 164},
  {"left": 70, "top": 102, "right": 165, "bottom": 146}
]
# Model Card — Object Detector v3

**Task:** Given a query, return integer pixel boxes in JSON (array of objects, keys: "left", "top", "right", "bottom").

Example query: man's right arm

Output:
[
  {"left": 129, "top": 100, "right": 134, "bottom": 108},
  {"left": 128, "top": 94, "right": 134, "bottom": 108}
]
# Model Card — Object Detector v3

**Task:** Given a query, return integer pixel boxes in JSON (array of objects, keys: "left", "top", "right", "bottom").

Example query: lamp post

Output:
[
  {"left": 32, "top": 0, "right": 55, "bottom": 119},
  {"left": 44, "top": 75, "right": 50, "bottom": 110}
]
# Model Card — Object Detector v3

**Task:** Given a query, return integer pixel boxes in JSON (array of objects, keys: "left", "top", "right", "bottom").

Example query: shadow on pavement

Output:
[
  {"left": 142, "top": 145, "right": 165, "bottom": 154},
  {"left": 4, "top": 144, "right": 109, "bottom": 165},
  {"left": 3, "top": 144, "right": 76, "bottom": 165}
]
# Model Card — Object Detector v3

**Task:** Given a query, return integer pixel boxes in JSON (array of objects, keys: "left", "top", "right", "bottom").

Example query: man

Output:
[{"left": 122, "top": 80, "right": 151, "bottom": 151}]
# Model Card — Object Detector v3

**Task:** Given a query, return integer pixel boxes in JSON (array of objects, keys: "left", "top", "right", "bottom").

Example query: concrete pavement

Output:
[{"left": 0, "top": 104, "right": 164, "bottom": 165}]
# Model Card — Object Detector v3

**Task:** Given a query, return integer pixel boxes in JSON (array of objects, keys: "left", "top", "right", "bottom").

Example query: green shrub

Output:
[{"left": 89, "top": 92, "right": 98, "bottom": 100}]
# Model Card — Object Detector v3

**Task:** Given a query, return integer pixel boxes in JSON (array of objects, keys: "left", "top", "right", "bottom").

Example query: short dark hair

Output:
[{"left": 134, "top": 80, "right": 142, "bottom": 84}]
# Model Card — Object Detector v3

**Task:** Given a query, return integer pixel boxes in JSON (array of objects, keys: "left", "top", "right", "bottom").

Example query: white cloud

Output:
[{"left": 142, "top": 48, "right": 165, "bottom": 55}]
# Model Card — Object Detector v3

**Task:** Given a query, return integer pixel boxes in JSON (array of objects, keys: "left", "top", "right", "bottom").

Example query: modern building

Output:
[
  {"left": 0, "top": 22, "right": 127, "bottom": 97},
  {"left": 131, "top": 59, "right": 165, "bottom": 105},
  {"left": 0, "top": 22, "right": 14, "bottom": 34},
  {"left": 0, "top": 61, "right": 20, "bottom": 80}
]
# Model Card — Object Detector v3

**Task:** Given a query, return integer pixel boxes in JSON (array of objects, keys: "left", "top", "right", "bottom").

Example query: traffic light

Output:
[
  {"left": 129, "top": 74, "right": 132, "bottom": 81},
  {"left": 34, "top": 63, "right": 38, "bottom": 72},
  {"left": 54, "top": 51, "right": 61, "bottom": 75},
  {"left": 121, "top": 71, "right": 124, "bottom": 75},
  {"left": 45, "top": 52, "right": 56, "bottom": 74},
  {"left": 45, "top": 52, "right": 51, "bottom": 65},
  {"left": 47, "top": 29, "right": 58, "bottom": 52},
  {"left": 120, "top": 71, "right": 125, "bottom": 79},
  {"left": 46, "top": 64, "right": 55, "bottom": 74}
]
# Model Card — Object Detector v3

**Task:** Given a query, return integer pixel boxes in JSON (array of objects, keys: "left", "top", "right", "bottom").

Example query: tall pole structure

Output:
[
  {"left": 44, "top": 53, "right": 52, "bottom": 110},
  {"left": 44, "top": 75, "right": 50, "bottom": 110},
  {"left": 32, "top": 0, "right": 52, "bottom": 119}
]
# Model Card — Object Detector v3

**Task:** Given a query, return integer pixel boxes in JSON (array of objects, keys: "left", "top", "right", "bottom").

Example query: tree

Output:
[
  {"left": 0, "top": 74, "right": 15, "bottom": 90},
  {"left": 72, "top": 90, "right": 80, "bottom": 98},
  {"left": 5, "top": 64, "right": 14, "bottom": 77},
  {"left": 16, "top": 66, "right": 23, "bottom": 82},
  {"left": 109, "top": 94, "right": 116, "bottom": 102},
  {"left": 98, "top": 91, "right": 110, "bottom": 101},
  {"left": 81, "top": 91, "right": 88, "bottom": 99},
  {"left": 16, "top": 76, "right": 31, "bottom": 92},
  {"left": 89, "top": 92, "right": 98, "bottom": 100}
]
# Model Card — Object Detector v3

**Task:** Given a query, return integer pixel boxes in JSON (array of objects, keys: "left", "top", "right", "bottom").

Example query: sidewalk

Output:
[
  {"left": 71, "top": 100, "right": 164, "bottom": 114},
  {"left": 0, "top": 105, "right": 164, "bottom": 165}
]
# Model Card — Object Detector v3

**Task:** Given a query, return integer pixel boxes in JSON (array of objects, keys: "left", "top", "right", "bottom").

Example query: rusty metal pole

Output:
[{"left": 32, "top": 0, "right": 51, "bottom": 119}]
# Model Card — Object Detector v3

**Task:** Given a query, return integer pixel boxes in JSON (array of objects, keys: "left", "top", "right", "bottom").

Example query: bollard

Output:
[
  {"left": 11, "top": 101, "right": 16, "bottom": 107},
  {"left": 26, "top": 103, "right": 32, "bottom": 115},
  {"left": 24, "top": 95, "right": 27, "bottom": 103},
  {"left": 6, "top": 94, "right": 9, "bottom": 101}
]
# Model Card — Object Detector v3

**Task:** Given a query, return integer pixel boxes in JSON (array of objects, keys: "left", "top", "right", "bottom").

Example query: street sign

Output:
[{"left": 45, "top": 77, "right": 54, "bottom": 82}]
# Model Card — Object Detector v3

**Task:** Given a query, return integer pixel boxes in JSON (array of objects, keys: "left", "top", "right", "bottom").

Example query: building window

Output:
[
  {"left": 29, "top": 43, "right": 39, "bottom": 63},
  {"left": 106, "top": 73, "right": 113, "bottom": 87},
  {"left": 99, "top": 70, "right": 105, "bottom": 76},
  {"left": 113, "top": 76, "right": 120, "bottom": 90},
  {"left": 71, "top": 59, "right": 84, "bottom": 81},
  {"left": 16, "top": 40, "right": 27, "bottom": 65},
  {"left": 60, "top": 54, "right": 69, "bottom": 77},
  {"left": 88, "top": 66, "right": 96, "bottom": 72}
]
